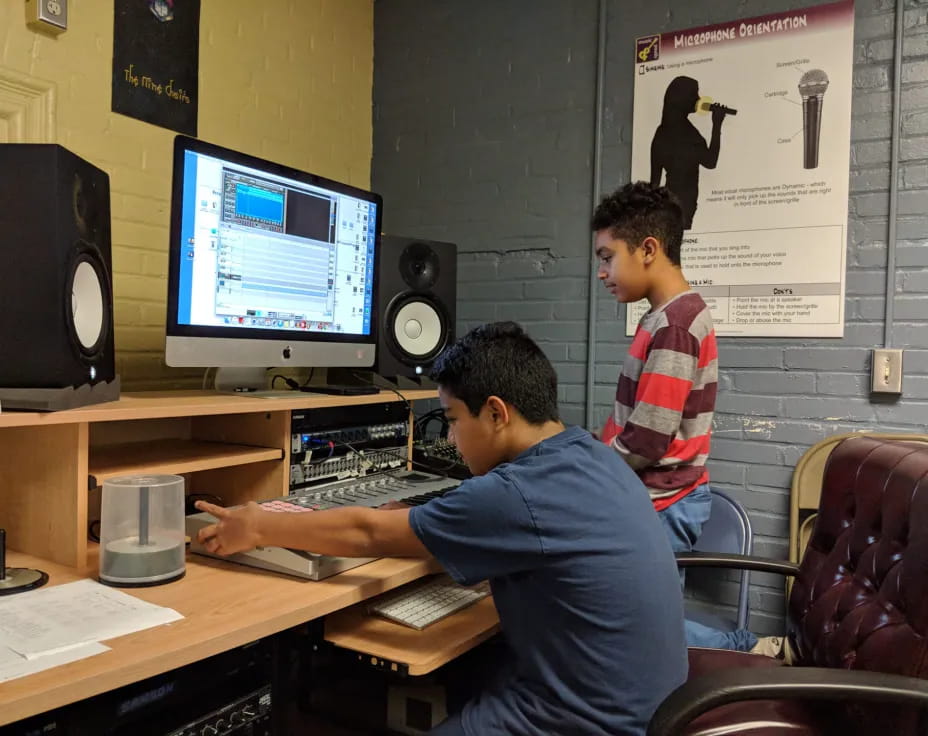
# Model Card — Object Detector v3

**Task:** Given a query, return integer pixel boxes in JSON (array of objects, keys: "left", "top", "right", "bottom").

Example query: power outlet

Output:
[
  {"left": 25, "top": 0, "right": 67, "bottom": 36},
  {"left": 871, "top": 348, "right": 903, "bottom": 394}
]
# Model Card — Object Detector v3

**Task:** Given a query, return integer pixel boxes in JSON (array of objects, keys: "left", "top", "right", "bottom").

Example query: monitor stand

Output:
[
  {"left": 213, "top": 367, "right": 269, "bottom": 393},
  {"left": 212, "top": 367, "right": 365, "bottom": 399},
  {"left": 213, "top": 367, "right": 386, "bottom": 398}
]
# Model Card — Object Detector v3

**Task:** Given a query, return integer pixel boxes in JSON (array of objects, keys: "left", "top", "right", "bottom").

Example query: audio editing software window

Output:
[{"left": 176, "top": 150, "right": 375, "bottom": 335}]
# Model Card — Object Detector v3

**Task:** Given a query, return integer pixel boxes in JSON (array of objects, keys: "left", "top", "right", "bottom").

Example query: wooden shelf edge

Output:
[
  {"left": 408, "top": 620, "right": 501, "bottom": 675},
  {"left": 89, "top": 439, "right": 283, "bottom": 486},
  {"left": 0, "top": 389, "right": 439, "bottom": 428}
]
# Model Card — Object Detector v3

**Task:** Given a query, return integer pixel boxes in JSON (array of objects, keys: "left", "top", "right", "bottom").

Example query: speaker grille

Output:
[
  {"left": 72, "top": 260, "right": 104, "bottom": 350},
  {"left": 393, "top": 300, "right": 444, "bottom": 357},
  {"left": 67, "top": 242, "right": 111, "bottom": 359},
  {"left": 386, "top": 294, "right": 449, "bottom": 364}
]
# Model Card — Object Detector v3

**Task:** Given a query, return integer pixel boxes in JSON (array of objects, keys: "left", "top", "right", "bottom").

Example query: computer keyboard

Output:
[{"left": 368, "top": 575, "right": 490, "bottom": 630}]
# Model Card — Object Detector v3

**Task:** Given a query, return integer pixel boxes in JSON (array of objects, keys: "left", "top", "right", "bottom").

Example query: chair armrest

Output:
[
  {"left": 648, "top": 666, "right": 928, "bottom": 736},
  {"left": 675, "top": 552, "right": 800, "bottom": 577}
]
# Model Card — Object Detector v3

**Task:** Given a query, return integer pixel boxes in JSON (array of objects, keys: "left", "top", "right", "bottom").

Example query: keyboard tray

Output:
[{"left": 324, "top": 594, "right": 500, "bottom": 675}]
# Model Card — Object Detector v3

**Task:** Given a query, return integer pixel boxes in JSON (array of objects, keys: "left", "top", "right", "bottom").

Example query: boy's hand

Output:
[
  {"left": 195, "top": 500, "right": 264, "bottom": 556},
  {"left": 377, "top": 500, "right": 411, "bottom": 510}
]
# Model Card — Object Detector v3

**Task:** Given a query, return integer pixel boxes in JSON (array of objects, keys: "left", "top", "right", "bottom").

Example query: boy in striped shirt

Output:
[{"left": 591, "top": 181, "right": 759, "bottom": 652}]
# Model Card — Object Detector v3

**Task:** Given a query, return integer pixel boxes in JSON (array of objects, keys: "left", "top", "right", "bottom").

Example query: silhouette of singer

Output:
[{"left": 650, "top": 76, "right": 731, "bottom": 230}]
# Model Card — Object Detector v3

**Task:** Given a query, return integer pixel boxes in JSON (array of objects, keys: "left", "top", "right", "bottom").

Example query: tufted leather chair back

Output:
[{"left": 788, "top": 436, "right": 928, "bottom": 731}]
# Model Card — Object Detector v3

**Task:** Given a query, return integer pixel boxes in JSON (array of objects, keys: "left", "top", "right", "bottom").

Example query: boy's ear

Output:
[
  {"left": 640, "top": 236, "right": 661, "bottom": 264},
  {"left": 485, "top": 395, "right": 511, "bottom": 428}
]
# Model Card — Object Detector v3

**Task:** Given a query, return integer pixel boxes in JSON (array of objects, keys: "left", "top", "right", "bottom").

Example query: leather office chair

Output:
[
  {"left": 789, "top": 432, "right": 928, "bottom": 564},
  {"left": 649, "top": 436, "right": 928, "bottom": 736},
  {"left": 685, "top": 488, "right": 752, "bottom": 632}
]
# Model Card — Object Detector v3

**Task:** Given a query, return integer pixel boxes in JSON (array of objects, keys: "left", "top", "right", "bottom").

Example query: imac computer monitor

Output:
[{"left": 165, "top": 136, "right": 381, "bottom": 388}]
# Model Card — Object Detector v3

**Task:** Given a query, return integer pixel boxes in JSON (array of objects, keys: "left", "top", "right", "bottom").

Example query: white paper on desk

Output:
[
  {"left": 0, "top": 642, "right": 109, "bottom": 683},
  {"left": 0, "top": 579, "right": 182, "bottom": 659}
]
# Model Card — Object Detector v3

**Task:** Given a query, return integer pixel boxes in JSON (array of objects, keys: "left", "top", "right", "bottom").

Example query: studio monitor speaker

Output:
[
  {"left": 374, "top": 236, "right": 456, "bottom": 379},
  {"left": 0, "top": 144, "right": 119, "bottom": 411}
]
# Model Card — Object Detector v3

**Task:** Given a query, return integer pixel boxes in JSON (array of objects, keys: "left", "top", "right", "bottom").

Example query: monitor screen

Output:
[{"left": 165, "top": 136, "right": 381, "bottom": 372}]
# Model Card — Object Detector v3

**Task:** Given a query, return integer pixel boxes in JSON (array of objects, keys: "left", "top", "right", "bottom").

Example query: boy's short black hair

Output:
[
  {"left": 590, "top": 181, "right": 684, "bottom": 266},
  {"left": 430, "top": 321, "right": 559, "bottom": 424}
]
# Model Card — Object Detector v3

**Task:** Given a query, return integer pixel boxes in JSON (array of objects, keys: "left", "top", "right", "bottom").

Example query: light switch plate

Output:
[
  {"left": 25, "top": 0, "right": 67, "bottom": 35},
  {"left": 871, "top": 348, "right": 903, "bottom": 394}
]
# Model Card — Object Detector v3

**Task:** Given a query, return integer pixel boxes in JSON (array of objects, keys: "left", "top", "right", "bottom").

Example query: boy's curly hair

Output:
[
  {"left": 430, "top": 321, "right": 559, "bottom": 424},
  {"left": 591, "top": 182, "right": 684, "bottom": 266}
]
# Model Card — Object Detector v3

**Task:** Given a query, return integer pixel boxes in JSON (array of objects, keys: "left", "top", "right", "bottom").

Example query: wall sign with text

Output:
[
  {"left": 629, "top": 0, "right": 854, "bottom": 337},
  {"left": 112, "top": 0, "right": 200, "bottom": 136}
]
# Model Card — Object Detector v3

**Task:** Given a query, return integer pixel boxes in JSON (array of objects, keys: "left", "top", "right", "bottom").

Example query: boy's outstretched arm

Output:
[{"left": 194, "top": 500, "right": 430, "bottom": 559}]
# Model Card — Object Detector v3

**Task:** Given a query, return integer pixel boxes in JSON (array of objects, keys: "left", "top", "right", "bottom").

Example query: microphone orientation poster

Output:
[{"left": 629, "top": 0, "right": 854, "bottom": 337}]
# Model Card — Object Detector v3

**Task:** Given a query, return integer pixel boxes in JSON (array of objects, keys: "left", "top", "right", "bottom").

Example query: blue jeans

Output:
[{"left": 660, "top": 484, "right": 758, "bottom": 652}]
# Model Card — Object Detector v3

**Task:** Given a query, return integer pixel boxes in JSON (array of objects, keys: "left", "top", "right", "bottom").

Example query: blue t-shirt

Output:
[{"left": 409, "top": 425, "right": 687, "bottom": 736}]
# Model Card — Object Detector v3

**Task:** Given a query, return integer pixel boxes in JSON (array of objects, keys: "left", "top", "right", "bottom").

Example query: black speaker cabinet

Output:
[
  {"left": 0, "top": 144, "right": 119, "bottom": 411},
  {"left": 374, "top": 236, "right": 457, "bottom": 378}
]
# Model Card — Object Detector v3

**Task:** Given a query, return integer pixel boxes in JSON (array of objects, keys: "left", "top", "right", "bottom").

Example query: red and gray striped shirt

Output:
[{"left": 601, "top": 291, "right": 717, "bottom": 510}]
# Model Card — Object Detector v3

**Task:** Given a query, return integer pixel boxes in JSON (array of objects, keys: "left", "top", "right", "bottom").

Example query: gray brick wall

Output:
[
  {"left": 373, "top": 0, "right": 928, "bottom": 635},
  {"left": 373, "top": 0, "right": 599, "bottom": 427}
]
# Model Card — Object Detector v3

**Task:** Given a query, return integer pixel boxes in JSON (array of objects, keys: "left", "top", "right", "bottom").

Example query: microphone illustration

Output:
[
  {"left": 696, "top": 97, "right": 737, "bottom": 116},
  {"left": 798, "top": 69, "right": 829, "bottom": 169}
]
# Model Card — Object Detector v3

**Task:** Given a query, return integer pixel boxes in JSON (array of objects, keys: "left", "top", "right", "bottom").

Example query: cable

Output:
[
  {"left": 271, "top": 374, "right": 300, "bottom": 391},
  {"left": 350, "top": 371, "right": 412, "bottom": 414},
  {"left": 301, "top": 367, "right": 316, "bottom": 388},
  {"left": 414, "top": 408, "right": 448, "bottom": 441},
  {"left": 382, "top": 385, "right": 412, "bottom": 413},
  {"left": 337, "top": 438, "right": 458, "bottom": 478},
  {"left": 303, "top": 437, "right": 336, "bottom": 462}
]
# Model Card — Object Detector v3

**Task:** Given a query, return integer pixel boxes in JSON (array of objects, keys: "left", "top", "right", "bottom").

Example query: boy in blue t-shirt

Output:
[{"left": 196, "top": 322, "right": 687, "bottom": 735}]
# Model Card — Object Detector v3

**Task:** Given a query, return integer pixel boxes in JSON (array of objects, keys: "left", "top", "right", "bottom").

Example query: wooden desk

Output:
[
  {"left": 0, "top": 549, "right": 444, "bottom": 727},
  {"left": 0, "top": 388, "right": 449, "bottom": 726}
]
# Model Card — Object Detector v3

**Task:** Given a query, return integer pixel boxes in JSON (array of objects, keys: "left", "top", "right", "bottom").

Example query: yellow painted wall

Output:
[{"left": 0, "top": 0, "right": 374, "bottom": 389}]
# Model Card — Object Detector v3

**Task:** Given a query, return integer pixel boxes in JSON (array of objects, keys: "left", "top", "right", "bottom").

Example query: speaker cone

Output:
[
  {"left": 399, "top": 242, "right": 440, "bottom": 291},
  {"left": 67, "top": 242, "right": 110, "bottom": 359},
  {"left": 387, "top": 295, "right": 448, "bottom": 362}
]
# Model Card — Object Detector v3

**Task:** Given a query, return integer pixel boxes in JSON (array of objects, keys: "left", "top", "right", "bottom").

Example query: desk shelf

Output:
[
  {"left": 0, "top": 389, "right": 436, "bottom": 570},
  {"left": 89, "top": 439, "right": 284, "bottom": 487}
]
